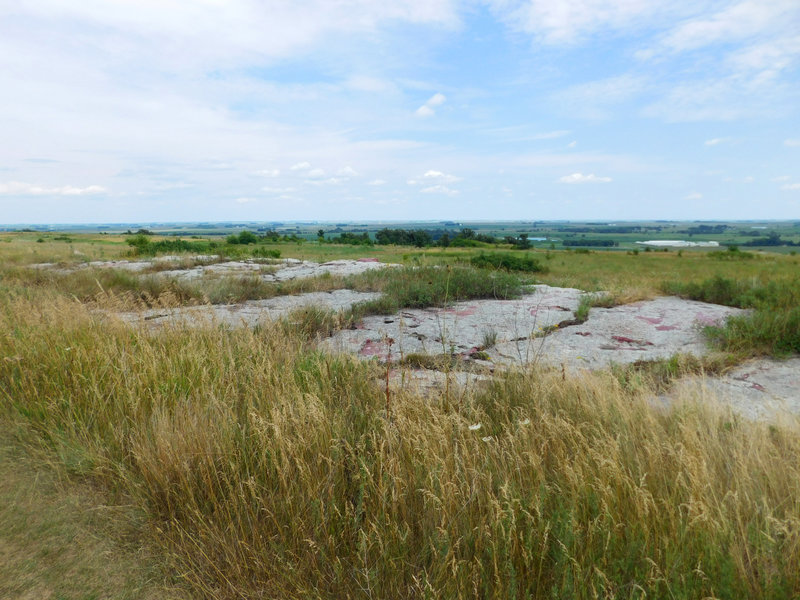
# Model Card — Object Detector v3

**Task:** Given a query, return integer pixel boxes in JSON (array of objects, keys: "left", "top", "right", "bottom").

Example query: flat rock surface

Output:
[
  {"left": 322, "top": 286, "right": 743, "bottom": 369},
  {"left": 494, "top": 295, "right": 744, "bottom": 370},
  {"left": 31, "top": 257, "right": 398, "bottom": 281},
  {"left": 662, "top": 358, "right": 800, "bottom": 421},
  {"left": 116, "top": 289, "right": 381, "bottom": 328}
]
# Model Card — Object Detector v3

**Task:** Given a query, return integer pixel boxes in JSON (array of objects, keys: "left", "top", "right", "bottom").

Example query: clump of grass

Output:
[
  {"left": 611, "top": 352, "right": 737, "bottom": 393},
  {"left": 481, "top": 328, "right": 498, "bottom": 349},
  {"left": 282, "top": 305, "right": 351, "bottom": 340},
  {"left": 708, "top": 246, "right": 756, "bottom": 260},
  {"left": 2, "top": 294, "right": 800, "bottom": 598},
  {"left": 400, "top": 352, "right": 458, "bottom": 370},
  {"left": 574, "top": 294, "right": 592, "bottom": 323},
  {"left": 706, "top": 308, "right": 800, "bottom": 356},
  {"left": 470, "top": 251, "right": 545, "bottom": 273},
  {"left": 347, "top": 265, "right": 522, "bottom": 318},
  {"left": 184, "top": 275, "right": 277, "bottom": 305},
  {"left": 662, "top": 275, "right": 758, "bottom": 307},
  {"left": 663, "top": 276, "right": 800, "bottom": 356}
]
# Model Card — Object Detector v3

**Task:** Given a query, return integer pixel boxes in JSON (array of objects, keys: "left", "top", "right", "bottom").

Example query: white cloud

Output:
[
  {"left": 555, "top": 75, "right": 647, "bottom": 119},
  {"left": 530, "top": 130, "right": 569, "bottom": 139},
  {"left": 558, "top": 173, "right": 612, "bottom": 184},
  {"left": 785, "top": 139, "right": 800, "bottom": 147},
  {"left": 423, "top": 169, "right": 460, "bottom": 183},
  {"left": 344, "top": 76, "right": 397, "bottom": 93},
  {"left": 367, "top": 179, "right": 387, "bottom": 186},
  {"left": 489, "top": 0, "right": 670, "bottom": 44},
  {"left": 782, "top": 183, "right": 800, "bottom": 191},
  {"left": 408, "top": 170, "right": 461, "bottom": 185},
  {"left": 415, "top": 92, "right": 447, "bottom": 117},
  {"left": 426, "top": 92, "right": 447, "bottom": 107},
  {"left": 254, "top": 168, "right": 280, "bottom": 177},
  {"left": 772, "top": 175, "right": 791, "bottom": 182},
  {"left": 290, "top": 161, "right": 312, "bottom": 171},
  {"left": 306, "top": 177, "right": 344, "bottom": 186},
  {"left": 235, "top": 197, "right": 257, "bottom": 204},
  {"left": 337, "top": 166, "right": 358, "bottom": 177},
  {"left": 567, "top": 141, "right": 577, "bottom": 148},
  {"left": 704, "top": 137, "right": 730, "bottom": 146},
  {"left": 10, "top": 1, "right": 460, "bottom": 70},
  {"left": 421, "top": 184, "right": 459, "bottom": 196},
  {"left": 0, "top": 181, "right": 107, "bottom": 195},
  {"left": 685, "top": 191, "right": 703, "bottom": 200},
  {"left": 262, "top": 186, "right": 296, "bottom": 193},
  {"left": 643, "top": 77, "right": 761, "bottom": 122},
  {"left": 661, "top": 0, "right": 797, "bottom": 53},
  {"left": 306, "top": 168, "right": 326, "bottom": 178}
]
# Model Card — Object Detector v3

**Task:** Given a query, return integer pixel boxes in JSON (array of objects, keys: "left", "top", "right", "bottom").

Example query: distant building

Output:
[{"left": 635, "top": 240, "right": 719, "bottom": 248}]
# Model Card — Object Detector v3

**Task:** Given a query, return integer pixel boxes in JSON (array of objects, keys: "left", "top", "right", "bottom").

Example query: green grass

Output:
[
  {"left": 470, "top": 251, "right": 545, "bottom": 273},
  {"left": 663, "top": 276, "right": 800, "bottom": 356},
  {"left": 0, "top": 431, "right": 186, "bottom": 599},
  {"left": 347, "top": 265, "right": 524, "bottom": 317}
]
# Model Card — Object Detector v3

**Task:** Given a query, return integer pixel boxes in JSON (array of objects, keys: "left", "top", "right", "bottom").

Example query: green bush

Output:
[
  {"left": 226, "top": 230, "right": 258, "bottom": 245},
  {"left": 470, "top": 252, "right": 545, "bottom": 273}
]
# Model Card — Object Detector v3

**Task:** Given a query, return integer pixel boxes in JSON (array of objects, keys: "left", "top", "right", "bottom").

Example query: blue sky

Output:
[{"left": 1, "top": 0, "right": 799, "bottom": 223}]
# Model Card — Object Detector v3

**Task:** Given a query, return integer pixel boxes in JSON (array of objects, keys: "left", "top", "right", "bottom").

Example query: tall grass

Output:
[
  {"left": 663, "top": 276, "right": 800, "bottom": 356},
  {"left": 348, "top": 265, "right": 523, "bottom": 317},
  {"left": 470, "top": 251, "right": 545, "bottom": 273},
  {"left": 2, "top": 291, "right": 799, "bottom": 598}
]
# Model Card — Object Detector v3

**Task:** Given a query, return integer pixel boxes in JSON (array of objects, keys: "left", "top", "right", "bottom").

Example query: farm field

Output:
[{"left": 2, "top": 230, "right": 799, "bottom": 599}]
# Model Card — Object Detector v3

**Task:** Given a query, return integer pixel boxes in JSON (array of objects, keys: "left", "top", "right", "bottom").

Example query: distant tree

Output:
[{"left": 226, "top": 230, "right": 258, "bottom": 245}]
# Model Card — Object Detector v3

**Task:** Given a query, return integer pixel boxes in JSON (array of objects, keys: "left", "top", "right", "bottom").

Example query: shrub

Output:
[
  {"left": 226, "top": 230, "right": 258, "bottom": 245},
  {"left": 470, "top": 252, "right": 544, "bottom": 273}
]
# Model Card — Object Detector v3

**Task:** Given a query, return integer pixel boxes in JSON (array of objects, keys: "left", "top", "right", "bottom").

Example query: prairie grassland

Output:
[
  {"left": 2, "top": 287, "right": 799, "bottom": 598},
  {"left": 0, "top": 431, "right": 186, "bottom": 599},
  {"left": 5, "top": 231, "right": 799, "bottom": 287}
]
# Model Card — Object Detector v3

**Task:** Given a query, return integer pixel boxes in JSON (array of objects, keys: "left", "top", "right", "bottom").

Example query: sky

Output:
[{"left": 1, "top": 0, "right": 799, "bottom": 224}]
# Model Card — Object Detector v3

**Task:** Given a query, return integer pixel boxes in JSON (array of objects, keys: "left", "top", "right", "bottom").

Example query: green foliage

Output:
[
  {"left": 375, "top": 228, "right": 432, "bottom": 247},
  {"left": 663, "top": 276, "right": 800, "bottom": 356},
  {"left": 574, "top": 295, "right": 592, "bottom": 323},
  {"left": 349, "top": 266, "right": 523, "bottom": 316},
  {"left": 126, "top": 234, "right": 213, "bottom": 256},
  {"left": 470, "top": 252, "right": 545, "bottom": 273},
  {"left": 327, "top": 232, "right": 372, "bottom": 246},
  {"left": 563, "top": 239, "right": 615, "bottom": 247},
  {"left": 708, "top": 246, "right": 756, "bottom": 260},
  {"left": 226, "top": 230, "right": 258, "bottom": 245}
]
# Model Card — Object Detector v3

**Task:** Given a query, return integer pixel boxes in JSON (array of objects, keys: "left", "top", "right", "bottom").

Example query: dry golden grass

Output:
[{"left": 1, "top": 288, "right": 799, "bottom": 599}]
